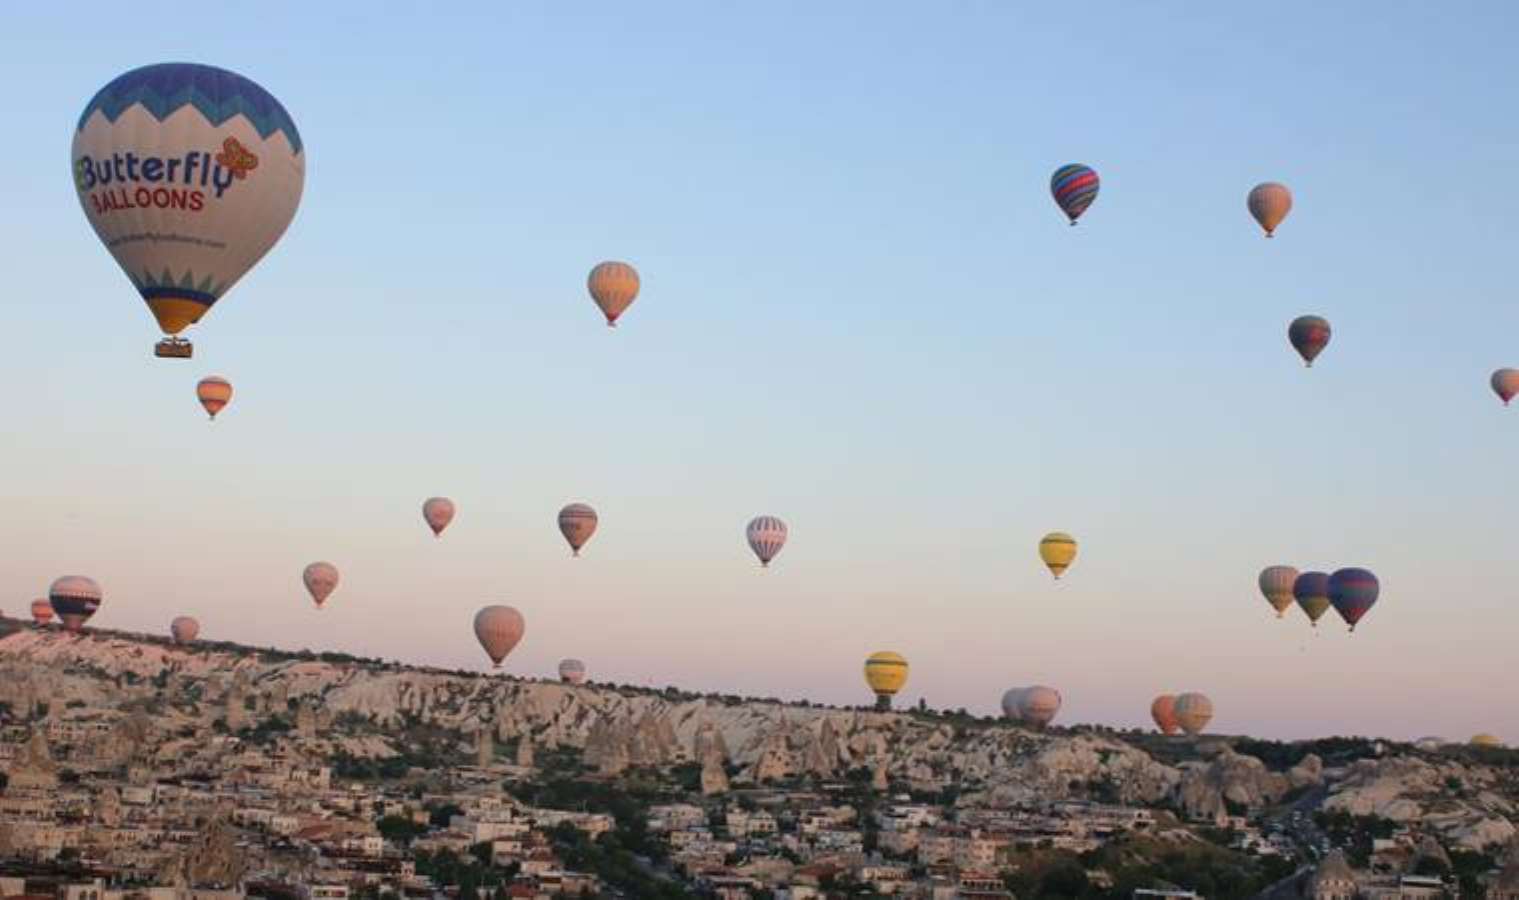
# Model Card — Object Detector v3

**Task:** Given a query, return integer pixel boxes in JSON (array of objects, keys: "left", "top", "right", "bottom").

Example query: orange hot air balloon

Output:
[
  {"left": 474, "top": 605, "right": 525, "bottom": 669},
  {"left": 196, "top": 376, "right": 233, "bottom": 419},
  {"left": 31, "top": 598, "right": 54, "bottom": 626},
  {"left": 1151, "top": 695, "right": 1179, "bottom": 735},
  {"left": 587, "top": 261, "right": 640, "bottom": 327},
  {"left": 422, "top": 497, "right": 456, "bottom": 538}
]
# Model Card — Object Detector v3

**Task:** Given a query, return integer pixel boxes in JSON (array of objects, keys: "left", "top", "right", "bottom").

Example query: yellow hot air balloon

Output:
[
  {"left": 864, "top": 651, "right": 908, "bottom": 710},
  {"left": 1039, "top": 532, "right": 1078, "bottom": 579},
  {"left": 1471, "top": 734, "right": 1504, "bottom": 748}
]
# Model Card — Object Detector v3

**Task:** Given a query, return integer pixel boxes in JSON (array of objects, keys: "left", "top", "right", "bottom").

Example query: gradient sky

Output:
[{"left": 3, "top": 3, "right": 1517, "bottom": 742}]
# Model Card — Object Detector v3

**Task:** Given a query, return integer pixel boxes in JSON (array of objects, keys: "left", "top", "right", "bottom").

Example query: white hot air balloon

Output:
[
  {"left": 422, "top": 497, "right": 456, "bottom": 538},
  {"left": 746, "top": 516, "right": 788, "bottom": 567},
  {"left": 303, "top": 562, "right": 339, "bottom": 609},
  {"left": 474, "top": 605, "right": 525, "bottom": 669}
]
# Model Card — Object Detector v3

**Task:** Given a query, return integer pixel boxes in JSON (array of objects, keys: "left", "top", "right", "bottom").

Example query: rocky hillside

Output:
[{"left": 2, "top": 624, "right": 1515, "bottom": 851}]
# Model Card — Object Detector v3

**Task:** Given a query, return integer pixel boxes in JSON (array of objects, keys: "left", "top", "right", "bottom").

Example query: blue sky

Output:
[{"left": 3, "top": 2, "right": 1517, "bottom": 741}]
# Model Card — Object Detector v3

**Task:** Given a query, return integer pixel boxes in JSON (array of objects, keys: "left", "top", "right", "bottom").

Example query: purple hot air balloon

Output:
[
  {"left": 1293, "top": 571, "right": 1332, "bottom": 627},
  {"left": 1329, "top": 567, "right": 1379, "bottom": 632},
  {"left": 1288, "top": 316, "right": 1331, "bottom": 367}
]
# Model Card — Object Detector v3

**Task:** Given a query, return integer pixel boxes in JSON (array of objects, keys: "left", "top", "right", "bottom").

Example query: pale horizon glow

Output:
[{"left": 3, "top": 3, "right": 1517, "bottom": 744}]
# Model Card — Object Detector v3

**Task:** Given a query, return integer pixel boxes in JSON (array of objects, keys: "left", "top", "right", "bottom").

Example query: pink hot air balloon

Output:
[
  {"left": 557, "top": 503, "right": 598, "bottom": 556},
  {"left": 303, "top": 562, "right": 339, "bottom": 609},
  {"left": 422, "top": 497, "right": 456, "bottom": 538},
  {"left": 1248, "top": 182, "right": 1292, "bottom": 237},
  {"left": 1492, "top": 369, "right": 1519, "bottom": 406},
  {"left": 170, "top": 616, "right": 200, "bottom": 644},
  {"left": 474, "top": 605, "right": 525, "bottom": 669},
  {"left": 746, "top": 516, "right": 788, "bottom": 567},
  {"left": 1017, "top": 685, "right": 1062, "bottom": 729},
  {"left": 196, "top": 376, "right": 233, "bottom": 419}
]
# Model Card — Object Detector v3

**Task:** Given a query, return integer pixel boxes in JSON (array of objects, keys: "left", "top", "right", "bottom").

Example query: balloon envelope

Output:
[
  {"left": 1248, "top": 182, "right": 1292, "bottom": 237},
  {"left": 1174, "top": 692, "right": 1214, "bottom": 735},
  {"left": 474, "top": 605, "right": 525, "bottom": 668},
  {"left": 558, "top": 658, "right": 587, "bottom": 684},
  {"left": 1039, "top": 532, "right": 1077, "bottom": 579},
  {"left": 303, "top": 562, "right": 339, "bottom": 609},
  {"left": 1288, "top": 316, "right": 1331, "bottom": 367},
  {"left": 170, "top": 616, "right": 200, "bottom": 644},
  {"left": 864, "top": 652, "right": 909, "bottom": 709},
  {"left": 1001, "top": 688, "right": 1025, "bottom": 721},
  {"left": 49, "top": 576, "right": 103, "bottom": 632},
  {"left": 30, "top": 598, "right": 55, "bottom": 625},
  {"left": 196, "top": 376, "right": 233, "bottom": 419},
  {"left": 1492, "top": 369, "right": 1519, "bottom": 406},
  {"left": 1017, "top": 686, "right": 1062, "bottom": 729},
  {"left": 72, "top": 64, "right": 304, "bottom": 341},
  {"left": 1293, "top": 571, "right": 1332, "bottom": 626},
  {"left": 558, "top": 503, "right": 598, "bottom": 556},
  {"left": 1050, "top": 164, "right": 1099, "bottom": 224},
  {"left": 1258, "top": 565, "right": 1299, "bottom": 618},
  {"left": 422, "top": 497, "right": 456, "bottom": 538},
  {"left": 587, "top": 261, "right": 640, "bottom": 327},
  {"left": 1151, "top": 695, "right": 1179, "bottom": 734},
  {"left": 1329, "top": 567, "right": 1379, "bottom": 632},
  {"left": 1471, "top": 734, "right": 1504, "bottom": 748},
  {"left": 747, "top": 516, "right": 788, "bottom": 567}
]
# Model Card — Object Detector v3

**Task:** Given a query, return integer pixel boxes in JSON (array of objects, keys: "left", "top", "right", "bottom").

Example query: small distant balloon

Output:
[
  {"left": 1471, "top": 734, "right": 1504, "bottom": 748},
  {"left": 49, "top": 576, "right": 102, "bottom": 633},
  {"left": 587, "top": 261, "right": 640, "bottom": 327},
  {"left": 303, "top": 562, "right": 339, "bottom": 609},
  {"left": 1050, "top": 164, "right": 1100, "bottom": 225},
  {"left": 1329, "top": 567, "right": 1379, "bottom": 632},
  {"left": 196, "top": 376, "right": 233, "bottom": 419},
  {"left": 747, "top": 516, "right": 788, "bottom": 567},
  {"left": 1248, "top": 182, "right": 1292, "bottom": 237},
  {"left": 474, "top": 605, "right": 525, "bottom": 669},
  {"left": 1151, "top": 695, "right": 1179, "bottom": 735},
  {"left": 1491, "top": 369, "right": 1519, "bottom": 406},
  {"left": 1258, "top": 565, "right": 1299, "bottom": 618},
  {"left": 1039, "top": 532, "right": 1077, "bottom": 579},
  {"left": 1293, "top": 571, "right": 1332, "bottom": 627},
  {"left": 1288, "top": 316, "right": 1331, "bottom": 367},
  {"left": 558, "top": 503, "right": 599, "bottom": 556},
  {"left": 170, "top": 616, "right": 200, "bottom": 644},
  {"left": 1174, "top": 692, "right": 1214, "bottom": 735},
  {"left": 1017, "top": 685, "right": 1062, "bottom": 729},
  {"left": 31, "top": 598, "right": 55, "bottom": 626},
  {"left": 422, "top": 497, "right": 456, "bottom": 538},
  {"left": 558, "top": 658, "right": 587, "bottom": 684}
]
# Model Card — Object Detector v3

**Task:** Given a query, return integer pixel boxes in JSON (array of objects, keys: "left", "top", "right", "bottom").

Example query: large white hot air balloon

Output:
[
  {"left": 474, "top": 605, "right": 525, "bottom": 669},
  {"left": 72, "top": 63, "right": 305, "bottom": 358},
  {"left": 746, "top": 516, "right": 788, "bottom": 567},
  {"left": 303, "top": 562, "right": 339, "bottom": 609}
]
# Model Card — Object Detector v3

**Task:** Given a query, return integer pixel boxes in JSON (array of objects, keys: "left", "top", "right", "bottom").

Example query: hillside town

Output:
[{"left": 2, "top": 624, "right": 1517, "bottom": 899}]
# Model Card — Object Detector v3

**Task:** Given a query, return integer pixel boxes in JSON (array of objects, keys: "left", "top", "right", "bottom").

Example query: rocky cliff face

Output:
[{"left": 1324, "top": 755, "right": 1517, "bottom": 849}]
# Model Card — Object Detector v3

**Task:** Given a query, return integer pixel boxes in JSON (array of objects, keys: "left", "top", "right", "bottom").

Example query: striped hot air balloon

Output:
[
  {"left": 1329, "top": 567, "right": 1379, "bottom": 632},
  {"left": 1491, "top": 369, "right": 1519, "bottom": 406},
  {"left": 558, "top": 503, "right": 598, "bottom": 556},
  {"left": 49, "top": 576, "right": 102, "bottom": 632},
  {"left": 1248, "top": 182, "right": 1292, "bottom": 237},
  {"left": 1050, "top": 164, "right": 1100, "bottom": 225},
  {"left": 1258, "top": 565, "right": 1299, "bottom": 618},
  {"left": 587, "top": 261, "right": 640, "bottom": 327},
  {"left": 196, "top": 376, "right": 233, "bottom": 419},
  {"left": 1288, "top": 316, "right": 1332, "bottom": 367},
  {"left": 1039, "top": 532, "right": 1077, "bottom": 579},
  {"left": 474, "top": 605, "right": 525, "bottom": 669},
  {"left": 746, "top": 516, "right": 787, "bottom": 567},
  {"left": 1174, "top": 693, "right": 1214, "bottom": 735},
  {"left": 1293, "top": 571, "right": 1332, "bottom": 627}
]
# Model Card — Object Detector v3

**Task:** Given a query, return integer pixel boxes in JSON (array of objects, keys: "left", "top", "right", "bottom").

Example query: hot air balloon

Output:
[
  {"left": 558, "top": 658, "right": 587, "bottom": 684},
  {"left": 1050, "top": 164, "right": 1099, "bottom": 225},
  {"left": 474, "top": 605, "right": 525, "bottom": 669},
  {"left": 747, "top": 516, "right": 788, "bottom": 567},
  {"left": 1471, "top": 734, "right": 1504, "bottom": 748},
  {"left": 422, "top": 497, "right": 455, "bottom": 538},
  {"left": 30, "top": 599, "right": 54, "bottom": 626},
  {"left": 1039, "top": 532, "right": 1077, "bottom": 579},
  {"left": 1248, "top": 182, "right": 1292, "bottom": 237},
  {"left": 1492, "top": 369, "right": 1519, "bottom": 406},
  {"left": 1174, "top": 692, "right": 1213, "bottom": 735},
  {"left": 587, "top": 261, "right": 640, "bottom": 327},
  {"left": 49, "top": 576, "right": 102, "bottom": 632},
  {"left": 73, "top": 64, "right": 305, "bottom": 358},
  {"left": 1293, "top": 571, "right": 1332, "bottom": 627},
  {"left": 864, "top": 651, "right": 908, "bottom": 710},
  {"left": 1151, "top": 695, "right": 1180, "bottom": 735},
  {"left": 170, "top": 616, "right": 200, "bottom": 644},
  {"left": 1288, "top": 316, "right": 1331, "bottom": 367},
  {"left": 1018, "top": 685, "right": 1062, "bottom": 729},
  {"left": 1001, "top": 688, "right": 1025, "bottom": 722},
  {"left": 1329, "top": 567, "right": 1379, "bottom": 632},
  {"left": 558, "top": 503, "right": 598, "bottom": 556},
  {"left": 1258, "top": 565, "right": 1299, "bottom": 618},
  {"left": 196, "top": 376, "right": 233, "bottom": 419},
  {"left": 303, "top": 562, "right": 339, "bottom": 610}
]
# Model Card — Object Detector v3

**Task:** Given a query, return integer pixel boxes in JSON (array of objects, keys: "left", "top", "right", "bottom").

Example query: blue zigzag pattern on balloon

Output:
[
  {"left": 131, "top": 267, "right": 227, "bottom": 301},
  {"left": 77, "top": 63, "right": 302, "bottom": 155}
]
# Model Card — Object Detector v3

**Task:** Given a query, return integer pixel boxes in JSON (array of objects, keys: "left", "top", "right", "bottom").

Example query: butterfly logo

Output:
[{"left": 216, "top": 137, "right": 260, "bottom": 180}]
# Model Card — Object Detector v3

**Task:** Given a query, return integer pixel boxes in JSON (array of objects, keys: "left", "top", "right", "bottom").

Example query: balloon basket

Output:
[{"left": 154, "top": 338, "right": 193, "bottom": 359}]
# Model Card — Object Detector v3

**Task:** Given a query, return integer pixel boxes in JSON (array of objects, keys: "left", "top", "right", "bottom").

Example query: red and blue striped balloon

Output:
[
  {"left": 1328, "top": 567, "right": 1379, "bottom": 632},
  {"left": 1050, "top": 164, "right": 1100, "bottom": 225}
]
